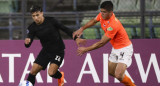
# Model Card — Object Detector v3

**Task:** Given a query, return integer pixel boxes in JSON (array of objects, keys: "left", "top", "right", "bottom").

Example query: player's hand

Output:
[
  {"left": 73, "top": 27, "right": 83, "bottom": 38},
  {"left": 77, "top": 47, "right": 88, "bottom": 56},
  {"left": 25, "top": 38, "right": 31, "bottom": 44},
  {"left": 75, "top": 38, "right": 87, "bottom": 47}
]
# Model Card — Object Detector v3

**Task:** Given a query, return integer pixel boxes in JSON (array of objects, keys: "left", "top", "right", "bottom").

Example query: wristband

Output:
[{"left": 74, "top": 35, "right": 78, "bottom": 40}]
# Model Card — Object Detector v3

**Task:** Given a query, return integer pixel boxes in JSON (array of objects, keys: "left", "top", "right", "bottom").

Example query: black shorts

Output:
[{"left": 34, "top": 48, "right": 64, "bottom": 70}]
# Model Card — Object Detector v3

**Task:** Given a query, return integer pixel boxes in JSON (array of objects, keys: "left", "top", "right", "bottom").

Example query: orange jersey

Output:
[{"left": 96, "top": 13, "right": 131, "bottom": 49}]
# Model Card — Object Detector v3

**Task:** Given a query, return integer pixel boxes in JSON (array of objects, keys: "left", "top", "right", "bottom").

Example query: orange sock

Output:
[{"left": 120, "top": 75, "right": 135, "bottom": 86}]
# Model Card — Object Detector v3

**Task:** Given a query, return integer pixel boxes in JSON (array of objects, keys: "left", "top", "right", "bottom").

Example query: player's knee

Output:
[
  {"left": 48, "top": 70, "right": 62, "bottom": 79},
  {"left": 115, "top": 73, "right": 123, "bottom": 81},
  {"left": 48, "top": 71, "right": 54, "bottom": 77},
  {"left": 109, "top": 72, "right": 115, "bottom": 77},
  {"left": 48, "top": 70, "right": 57, "bottom": 77}
]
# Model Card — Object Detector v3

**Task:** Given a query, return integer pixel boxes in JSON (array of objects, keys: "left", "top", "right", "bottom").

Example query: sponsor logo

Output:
[{"left": 107, "top": 27, "right": 113, "bottom": 31}]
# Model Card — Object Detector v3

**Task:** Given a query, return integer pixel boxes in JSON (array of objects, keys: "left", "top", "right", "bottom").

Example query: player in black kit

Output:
[{"left": 24, "top": 5, "right": 85, "bottom": 86}]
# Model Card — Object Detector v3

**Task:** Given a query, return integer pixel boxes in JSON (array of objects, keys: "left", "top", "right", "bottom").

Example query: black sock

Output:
[
  {"left": 27, "top": 73, "right": 35, "bottom": 85},
  {"left": 51, "top": 71, "right": 62, "bottom": 79}
]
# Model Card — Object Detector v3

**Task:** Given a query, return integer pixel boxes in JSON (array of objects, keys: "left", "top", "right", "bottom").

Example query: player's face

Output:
[
  {"left": 31, "top": 11, "right": 44, "bottom": 24},
  {"left": 100, "top": 8, "right": 113, "bottom": 20}
]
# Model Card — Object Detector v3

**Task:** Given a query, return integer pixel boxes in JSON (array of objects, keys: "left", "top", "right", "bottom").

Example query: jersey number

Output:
[
  {"left": 55, "top": 55, "right": 61, "bottom": 62},
  {"left": 120, "top": 52, "right": 125, "bottom": 60},
  {"left": 120, "top": 52, "right": 124, "bottom": 57}
]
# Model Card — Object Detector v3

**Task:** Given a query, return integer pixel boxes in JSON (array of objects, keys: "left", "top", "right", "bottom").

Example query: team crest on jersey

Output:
[
  {"left": 27, "top": 30, "right": 29, "bottom": 34},
  {"left": 107, "top": 27, "right": 113, "bottom": 31},
  {"left": 103, "top": 24, "right": 106, "bottom": 27}
]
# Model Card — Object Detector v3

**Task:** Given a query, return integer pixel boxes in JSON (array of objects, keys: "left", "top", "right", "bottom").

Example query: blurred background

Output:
[{"left": 0, "top": 0, "right": 159, "bottom": 40}]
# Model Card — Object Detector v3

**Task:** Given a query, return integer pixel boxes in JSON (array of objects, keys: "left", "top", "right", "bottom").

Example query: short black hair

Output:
[
  {"left": 30, "top": 5, "right": 42, "bottom": 13},
  {"left": 100, "top": 1, "right": 113, "bottom": 12}
]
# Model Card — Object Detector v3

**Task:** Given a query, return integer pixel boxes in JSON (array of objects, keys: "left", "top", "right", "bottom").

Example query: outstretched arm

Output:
[
  {"left": 51, "top": 17, "right": 87, "bottom": 46},
  {"left": 77, "top": 34, "right": 111, "bottom": 56},
  {"left": 73, "top": 17, "right": 98, "bottom": 38}
]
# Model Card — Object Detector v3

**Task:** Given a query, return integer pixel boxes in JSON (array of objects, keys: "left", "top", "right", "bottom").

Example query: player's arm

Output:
[
  {"left": 86, "top": 34, "right": 111, "bottom": 50},
  {"left": 51, "top": 17, "right": 86, "bottom": 46},
  {"left": 73, "top": 17, "right": 98, "bottom": 38},
  {"left": 77, "top": 34, "right": 111, "bottom": 56},
  {"left": 24, "top": 28, "right": 35, "bottom": 48},
  {"left": 25, "top": 37, "right": 34, "bottom": 48},
  {"left": 24, "top": 37, "right": 34, "bottom": 47},
  {"left": 52, "top": 17, "right": 73, "bottom": 38}
]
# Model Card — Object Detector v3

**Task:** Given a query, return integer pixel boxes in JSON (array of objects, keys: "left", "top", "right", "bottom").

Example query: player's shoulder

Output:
[
  {"left": 27, "top": 22, "right": 36, "bottom": 30},
  {"left": 110, "top": 18, "right": 121, "bottom": 28},
  {"left": 45, "top": 16, "right": 53, "bottom": 19},
  {"left": 96, "top": 13, "right": 102, "bottom": 20},
  {"left": 45, "top": 16, "right": 56, "bottom": 21},
  {"left": 45, "top": 17, "right": 59, "bottom": 23}
]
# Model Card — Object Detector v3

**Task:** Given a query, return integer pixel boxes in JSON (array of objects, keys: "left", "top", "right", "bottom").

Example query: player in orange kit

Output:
[{"left": 73, "top": 1, "right": 135, "bottom": 86}]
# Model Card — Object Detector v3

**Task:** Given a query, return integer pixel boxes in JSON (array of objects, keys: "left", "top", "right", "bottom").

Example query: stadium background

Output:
[
  {"left": 0, "top": 0, "right": 160, "bottom": 86},
  {"left": 0, "top": 0, "right": 159, "bottom": 40}
]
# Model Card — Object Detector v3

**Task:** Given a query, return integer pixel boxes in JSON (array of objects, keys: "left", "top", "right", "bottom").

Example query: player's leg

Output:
[
  {"left": 114, "top": 63, "right": 126, "bottom": 81},
  {"left": 27, "top": 63, "right": 43, "bottom": 85},
  {"left": 108, "top": 61, "right": 134, "bottom": 85},
  {"left": 108, "top": 48, "right": 119, "bottom": 77},
  {"left": 48, "top": 63, "right": 64, "bottom": 86},
  {"left": 27, "top": 48, "right": 50, "bottom": 86},
  {"left": 48, "top": 63, "right": 62, "bottom": 79},
  {"left": 115, "top": 44, "right": 135, "bottom": 86},
  {"left": 48, "top": 50, "right": 64, "bottom": 86},
  {"left": 108, "top": 61, "right": 117, "bottom": 77},
  {"left": 108, "top": 44, "right": 135, "bottom": 86},
  {"left": 108, "top": 61, "right": 135, "bottom": 86},
  {"left": 115, "top": 63, "right": 135, "bottom": 86}
]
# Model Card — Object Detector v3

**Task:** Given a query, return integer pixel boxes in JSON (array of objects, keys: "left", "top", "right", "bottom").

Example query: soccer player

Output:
[
  {"left": 73, "top": 1, "right": 135, "bottom": 86},
  {"left": 24, "top": 5, "right": 85, "bottom": 86}
]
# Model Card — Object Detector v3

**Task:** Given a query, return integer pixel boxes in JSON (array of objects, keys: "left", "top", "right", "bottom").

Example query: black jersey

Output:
[{"left": 25, "top": 17, "right": 73, "bottom": 53}]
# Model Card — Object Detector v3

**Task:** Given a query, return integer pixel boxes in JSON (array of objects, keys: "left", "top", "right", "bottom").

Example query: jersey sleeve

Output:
[
  {"left": 96, "top": 13, "right": 101, "bottom": 21},
  {"left": 25, "top": 24, "right": 35, "bottom": 48},
  {"left": 27, "top": 25, "right": 35, "bottom": 39},
  {"left": 51, "top": 17, "right": 73, "bottom": 38},
  {"left": 105, "top": 26, "right": 118, "bottom": 39}
]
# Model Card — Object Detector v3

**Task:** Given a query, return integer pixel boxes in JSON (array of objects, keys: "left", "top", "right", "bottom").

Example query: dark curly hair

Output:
[{"left": 30, "top": 5, "right": 43, "bottom": 13}]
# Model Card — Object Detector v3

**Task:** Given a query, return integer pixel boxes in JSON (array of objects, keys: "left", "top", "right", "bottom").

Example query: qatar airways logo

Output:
[{"left": 0, "top": 53, "right": 160, "bottom": 84}]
